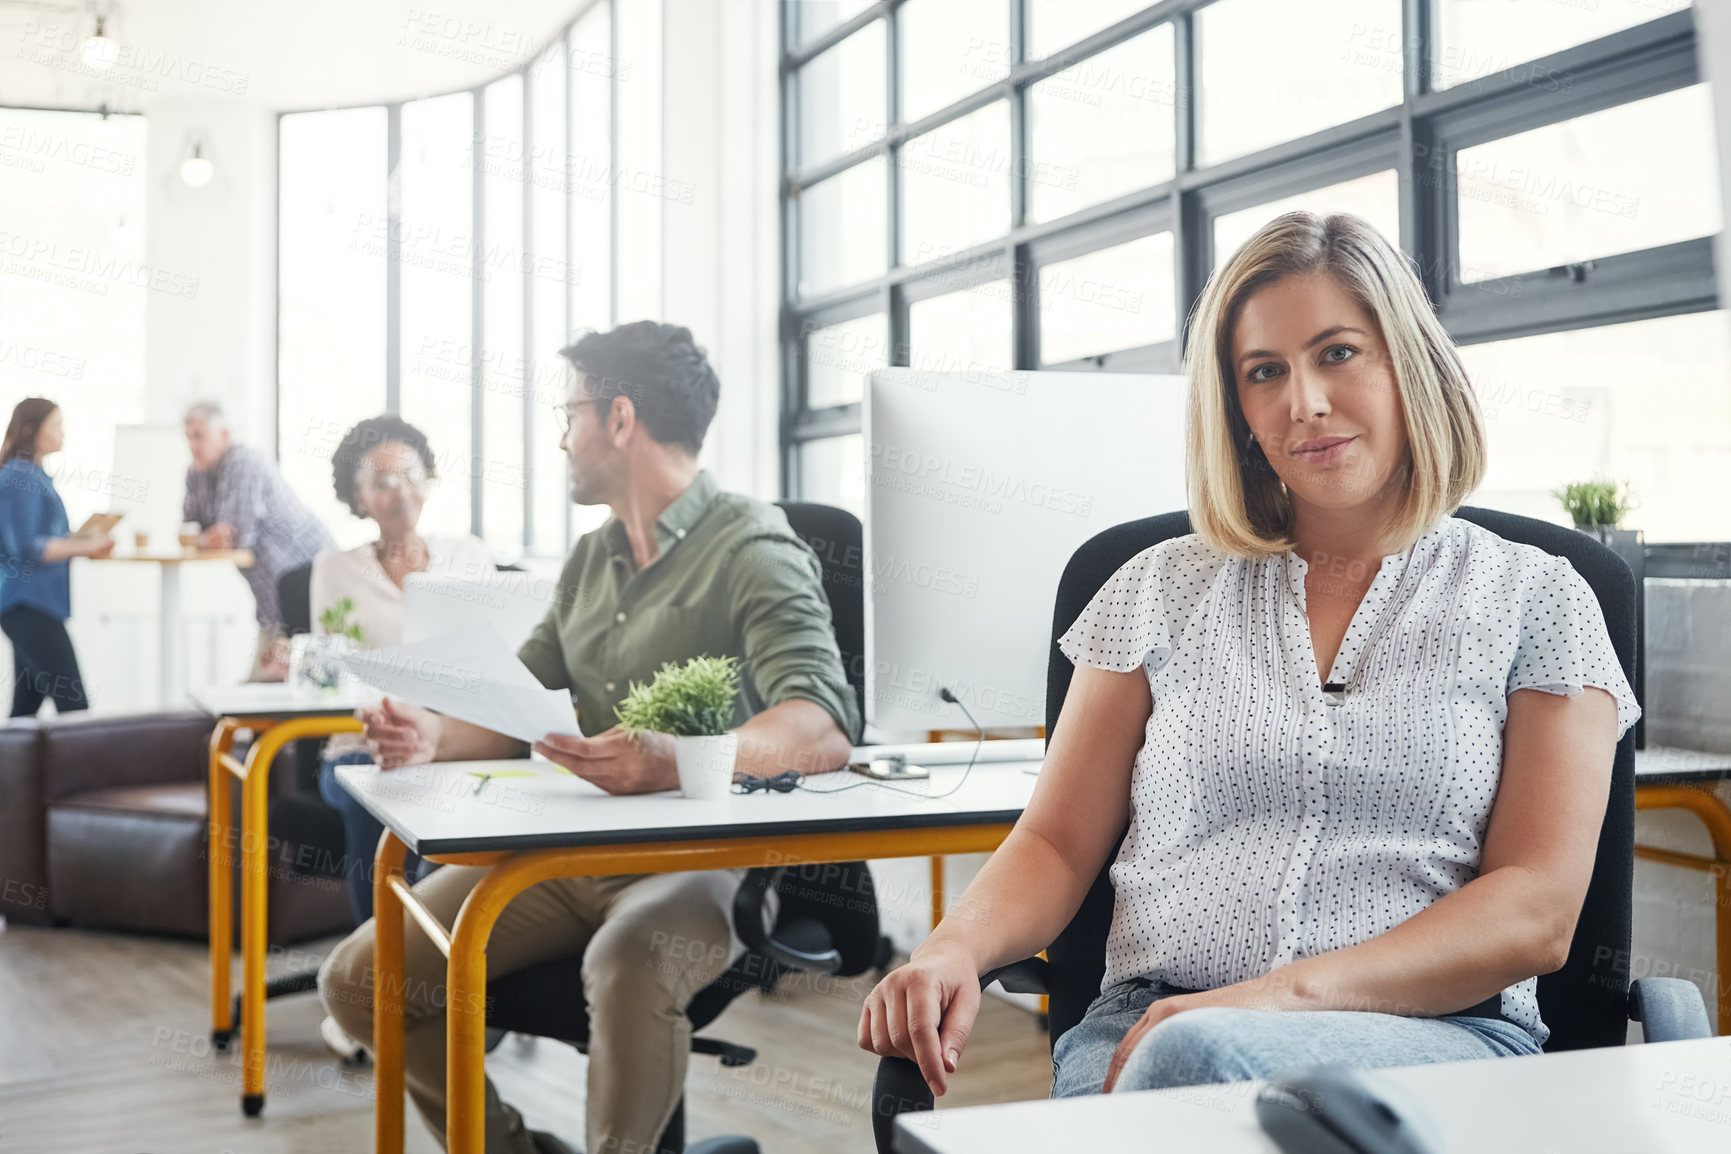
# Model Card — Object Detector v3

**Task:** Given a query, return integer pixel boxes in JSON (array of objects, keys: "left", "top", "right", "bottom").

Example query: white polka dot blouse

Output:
[{"left": 1056, "top": 514, "right": 1640, "bottom": 1048}]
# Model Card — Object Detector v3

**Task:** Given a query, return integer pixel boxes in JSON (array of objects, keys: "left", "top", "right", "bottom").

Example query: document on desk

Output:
[{"left": 341, "top": 624, "right": 581, "bottom": 746}]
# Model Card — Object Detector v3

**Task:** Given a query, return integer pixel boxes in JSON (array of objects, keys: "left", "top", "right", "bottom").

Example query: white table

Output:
[
  {"left": 895, "top": 1036, "right": 1731, "bottom": 1154},
  {"left": 91, "top": 549, "right": 254, "bottom": 706},
  {"left": 336, "top": 755, "right": 1041, "bottom": 1154},
  {"left": 191, "top": 683, "right": 375, "bottom": 1117}
]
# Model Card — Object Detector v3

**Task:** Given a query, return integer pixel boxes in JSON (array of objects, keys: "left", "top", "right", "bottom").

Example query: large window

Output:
[
  {"left": 781, "top": 0, "right": 1720, "bottom": 539},
  {"left": 279, "top": 0, "right": 623, "bottom": 558},
  {"left": 0, "top": 108, "right": 149, "bottom": 526}
]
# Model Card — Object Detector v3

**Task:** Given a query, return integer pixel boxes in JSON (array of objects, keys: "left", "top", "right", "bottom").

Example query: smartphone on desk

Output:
[{"left": 848, "top": 753, "right": 930, "bottom": 781}]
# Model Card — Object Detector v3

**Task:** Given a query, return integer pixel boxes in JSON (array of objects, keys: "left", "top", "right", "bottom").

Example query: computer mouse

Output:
[{"left": 1254, "top": 1065, "right": 1444, "bottom": 1154}]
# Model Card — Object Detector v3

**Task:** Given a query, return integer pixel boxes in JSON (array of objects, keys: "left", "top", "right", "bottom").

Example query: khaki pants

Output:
[{"left": 319, "top": 865, "right": 751, "bottom": 1154}]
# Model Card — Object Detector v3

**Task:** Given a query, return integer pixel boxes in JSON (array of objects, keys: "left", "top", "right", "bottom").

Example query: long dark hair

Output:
[{"left": 1, "top": 398, "right": 59, "bottom": 466}]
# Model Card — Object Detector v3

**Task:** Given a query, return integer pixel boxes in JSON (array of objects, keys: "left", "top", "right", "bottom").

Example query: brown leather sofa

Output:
[{"left": 0, "top": 709, "right": 354, "bottom": 944}]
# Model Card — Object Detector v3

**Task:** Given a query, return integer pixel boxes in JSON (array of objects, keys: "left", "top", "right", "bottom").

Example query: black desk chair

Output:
[
  {"left": 484, "top": 501, "right": 889, "bottom": 1154},
  {"left": 872, "top": 507, "right": 1713, "bottom": 1152}
]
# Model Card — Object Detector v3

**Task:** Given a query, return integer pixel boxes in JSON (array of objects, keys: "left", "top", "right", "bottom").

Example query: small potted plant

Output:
[
  {"left": 615, "top": 655, "right": 741, "bottom": 799},
  {"left": 291, "top": 596, "right": 364, "bottom": 694}
]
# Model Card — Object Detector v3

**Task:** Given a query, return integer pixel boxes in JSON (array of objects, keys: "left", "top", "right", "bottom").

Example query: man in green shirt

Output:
[{"left": 319, "top": 321, "right": 860, "bottom": 1154}]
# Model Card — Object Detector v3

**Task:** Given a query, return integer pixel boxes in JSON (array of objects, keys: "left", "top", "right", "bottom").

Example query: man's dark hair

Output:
[
  {"left": 559, "top": 321, "right": 720, "bottom": 455},
  {"left": 332, "top": 414, "right": 439, "bottom": 516}
]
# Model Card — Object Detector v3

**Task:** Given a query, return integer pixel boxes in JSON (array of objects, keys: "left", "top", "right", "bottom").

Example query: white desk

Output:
[
  {"left": 895, "top": 1036, "right": 1731, "bottom": 1154},
  {"left": 91, "top": 549, "right": 254, "bottom": 705},
  {"left": 191, "top": 683, "right": 373, "bottom": 1117},
  {"left": 336, "top": 756, "right": 1041, "bottom": 1154}
]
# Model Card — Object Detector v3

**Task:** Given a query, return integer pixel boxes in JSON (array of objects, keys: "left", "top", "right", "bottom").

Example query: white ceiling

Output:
[{"left": 0, "top": 0, "right": 588, "bottom": 111}]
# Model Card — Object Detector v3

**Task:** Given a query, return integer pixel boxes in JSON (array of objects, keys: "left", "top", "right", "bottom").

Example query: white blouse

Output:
[{"left": 1057, "top": 514, "right": 1640, "bottom": 1047}]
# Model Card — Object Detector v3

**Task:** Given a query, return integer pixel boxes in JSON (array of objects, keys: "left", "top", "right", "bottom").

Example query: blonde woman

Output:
[{"left": 859, "top": 212, "right": 1639, "bottom": 1097}]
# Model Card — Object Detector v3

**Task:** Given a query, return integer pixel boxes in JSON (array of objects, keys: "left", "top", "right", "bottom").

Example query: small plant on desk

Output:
[{"left": 615, "top": 656, "right": 742, "bottom": 799}]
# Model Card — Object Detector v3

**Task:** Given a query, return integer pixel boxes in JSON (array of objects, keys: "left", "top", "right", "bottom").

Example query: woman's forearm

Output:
[
  {"left": 1270, "top": 865, "right": 1568, "bottom": 1018},
  {"left": 40, "top": 537, "right": 82, "bottom": 563},
  {"left": 913, "top": 824, "right": 1109, "bottom": 977}
]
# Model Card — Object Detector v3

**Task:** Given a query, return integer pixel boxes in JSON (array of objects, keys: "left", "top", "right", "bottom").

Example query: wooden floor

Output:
[{"left": 0, "top": 922, "right": 1052, "bottom": 1153}]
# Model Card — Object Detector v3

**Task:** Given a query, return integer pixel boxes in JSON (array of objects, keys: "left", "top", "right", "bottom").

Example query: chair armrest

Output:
[
  {"left": 1629, "top": 976, "right": 1713, "bottom": 1042},
  {"left": 981, "top": 956, "right": 1050, "bottom": 996},
  {"left": 870, "top": 957, "right": 1053, "bottom": 1153},
  {"left": 732, "top": 866, "right": 843, "bottom": 974},
  {"left": 872, "top": 1057, "right": 933, "bottom": 1154}
]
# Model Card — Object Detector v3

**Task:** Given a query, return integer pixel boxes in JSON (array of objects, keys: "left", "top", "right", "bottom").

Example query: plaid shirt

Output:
[{"left": 183, "top": 444, "right": 333, "bottom": 631}]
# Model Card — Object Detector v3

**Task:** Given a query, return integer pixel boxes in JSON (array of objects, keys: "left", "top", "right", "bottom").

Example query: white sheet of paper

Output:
[{"left": 341, "top": 624, "right": 580, "bottom": 746}]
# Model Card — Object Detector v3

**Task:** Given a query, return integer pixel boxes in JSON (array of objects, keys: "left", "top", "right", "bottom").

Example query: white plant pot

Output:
[{"left": 673, "top": 733, "right": 739, "bottom": 800}]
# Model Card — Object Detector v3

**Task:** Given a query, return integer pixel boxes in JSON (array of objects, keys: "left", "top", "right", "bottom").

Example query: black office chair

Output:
[
  {"left": 871, "top": 507, "right": 1714, "bottom": 1152},
  {"left": 483, "top": 501, "right": 890, "bottom": 1154}
]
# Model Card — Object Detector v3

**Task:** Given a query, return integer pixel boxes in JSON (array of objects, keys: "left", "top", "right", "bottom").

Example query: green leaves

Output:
[
  {"left": 1553, "top": 478, "right": 1634, "bottom": 529},
  {"left": 614, "top": 654, "right": 741, "bottom": 737},
  {"left": 317, "top": 595, "right": 365, "bottom": 643}
]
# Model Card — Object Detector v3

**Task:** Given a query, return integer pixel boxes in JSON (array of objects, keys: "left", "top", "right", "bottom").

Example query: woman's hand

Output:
[
  {"left": 359, "top": 697, "right": 442, "bottom": 768},
  {"left": 1101, "top": 972, "right": 1311, "bottom": 1093},
  {"left": 858, "top": 946, "right": 982, "bottom": 1097}
]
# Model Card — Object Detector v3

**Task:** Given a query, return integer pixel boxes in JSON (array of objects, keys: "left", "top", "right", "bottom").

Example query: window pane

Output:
[
  {"left": 900, "top": 102, "right": 1012, "bottom": 266},
  {"left": 1212, "top": 170, "right": 1400, "bottom": 268},
  {"left": 0, "top": 109, "right": 147, "bottom": 533},
  {"left": 798, "top": 159, "right": 887, "bottom": 296},
  {"left": 1039, "top": 234, "right": 1175, "bottom": 365},
  {"left": 280, "top": 107, "right": 388, "bottom": 530},
  {"left": 792, "top": 0, "right": 876, "bottom": 48},
  {"left": 531, "top": 38, "right": 572, "bottom": 556},
  {"left": 797, "top": 20, "right": 886, "bottom": 168},
  {"left": 482, "top": 76, "right": 525, "bottom": 553},
  {"left": 571, "top": 4, "right": 612, "bottom": 334},
  {"left": 907, "top": 282, "right": 1014, "bottom": 382},
  {"left": 807, "top": 315, "right": 889, "bottom": 408},
  {"left": 798, "top": 434, "right": 865, "bottom": 519},
  {"left": 1461, "top": 310, "right": 1731, "bottom": 542},
  {"left": 1027, "top": 25, "right": 1176, "bottom": 224},
  {"left": 1197, "top": 0, "right": 1403, "bottom": 166},
  {"left": 1435, "top": 0, "right": 1691, "bottom": 91},
  {"left": 400, "top": 93, "right": 475, "bottom": 541},
  {"left": 899, "top": 0, "right": 1010, "bottom": 125},
  {"left": 1026, "top": 0, "right": 1152, "bottom": 62},
  {"left": 1455, "top": 85, "right": 1721, "bottom": 283},
  {"left": 616, "top": 0, "right": 662, "bottom": 320}
]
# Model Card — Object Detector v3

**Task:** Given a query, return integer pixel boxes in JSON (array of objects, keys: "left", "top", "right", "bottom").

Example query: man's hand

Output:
[
  {"left": 358, "top": 697, "right": 442, "bottom": 768},
  {"left": 199, "top": 522, "right": 234, "bottom": 550},
  {"left": 1101, "top": 971, "right": 1312, "bottom": 1093},
  {"left": 533, "top": 727, "right": 678, "bottom": 794}
]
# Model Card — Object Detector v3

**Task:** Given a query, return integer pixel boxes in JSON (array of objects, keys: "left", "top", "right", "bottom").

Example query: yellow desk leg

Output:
[
  {"left": 375, "top": 830, "right": 410, "bottom": 1154},
  {"left": 236, "top": 714, "right": 364, "bottom": 1117},
  {"left": 446, "top": 861, "right": 527, "bottom": 1154},
  {"left": 208, "top": 719, "right": 242, "bottom": 1050},
  {"left": 1635, "top": 784, "right": 1731, "bottom": 1035},
  {"left": 931, "top": 856, "right": 944, "bottom": 930}
]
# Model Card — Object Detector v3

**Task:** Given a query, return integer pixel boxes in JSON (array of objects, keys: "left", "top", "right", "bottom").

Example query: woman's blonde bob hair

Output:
[{"left": 1184, "top": 211, "right": 1486, "bottom": 558}]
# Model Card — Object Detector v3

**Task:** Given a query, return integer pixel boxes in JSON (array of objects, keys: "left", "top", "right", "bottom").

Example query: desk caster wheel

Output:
[
  {"left": 242, "top": 1094, "right": 264, "bottom": 1117},
  {"left": 212, "top": 1028, "right": 233, "bottom": 1053}
]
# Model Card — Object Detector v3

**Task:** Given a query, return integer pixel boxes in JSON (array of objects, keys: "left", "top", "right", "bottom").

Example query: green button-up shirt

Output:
[{"left": 517, "top": 471, "right": 861, "bottom": 743}]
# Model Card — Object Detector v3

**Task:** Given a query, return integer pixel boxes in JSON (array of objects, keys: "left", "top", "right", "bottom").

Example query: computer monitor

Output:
[
  {"left": 402, "top": 570, "right": 555, "bottom": 651},
  {"left": 864, "top": 368, "right": 1188, "bottom": 736}
]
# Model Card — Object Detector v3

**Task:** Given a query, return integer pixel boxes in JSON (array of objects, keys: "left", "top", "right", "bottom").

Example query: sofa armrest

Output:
[
  {"left": 0, "top": 723, "right": 50, "bottom": 923},
  {"left": 40, "top": 710, "right": 215, "bottom": 800}
]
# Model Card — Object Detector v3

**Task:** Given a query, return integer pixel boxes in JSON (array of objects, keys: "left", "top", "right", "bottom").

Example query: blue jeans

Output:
[
  {"left": 316, "top": 750, "right": 431, "bottom": 924},
  {"left": 1050, "top": 976, "right": 1544, "bottom": 1098}
]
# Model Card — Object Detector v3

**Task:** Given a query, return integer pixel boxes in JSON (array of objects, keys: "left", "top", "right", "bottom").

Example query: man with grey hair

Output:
[{"left": 183, "top": 401, "right": 333, "bottom": 678}]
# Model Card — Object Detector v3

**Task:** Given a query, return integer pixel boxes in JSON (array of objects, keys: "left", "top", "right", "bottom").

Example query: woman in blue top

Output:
[{"left": 0, "top": 399, "right": 115, "bottom": 715}]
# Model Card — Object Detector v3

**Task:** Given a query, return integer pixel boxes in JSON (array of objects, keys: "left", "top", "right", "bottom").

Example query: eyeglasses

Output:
[
  {"left": 554, "top": 398, "right": 610, "bottom": 435},
  {"left": 357, "top": 466, "right": 430, "bottom": 494}
]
